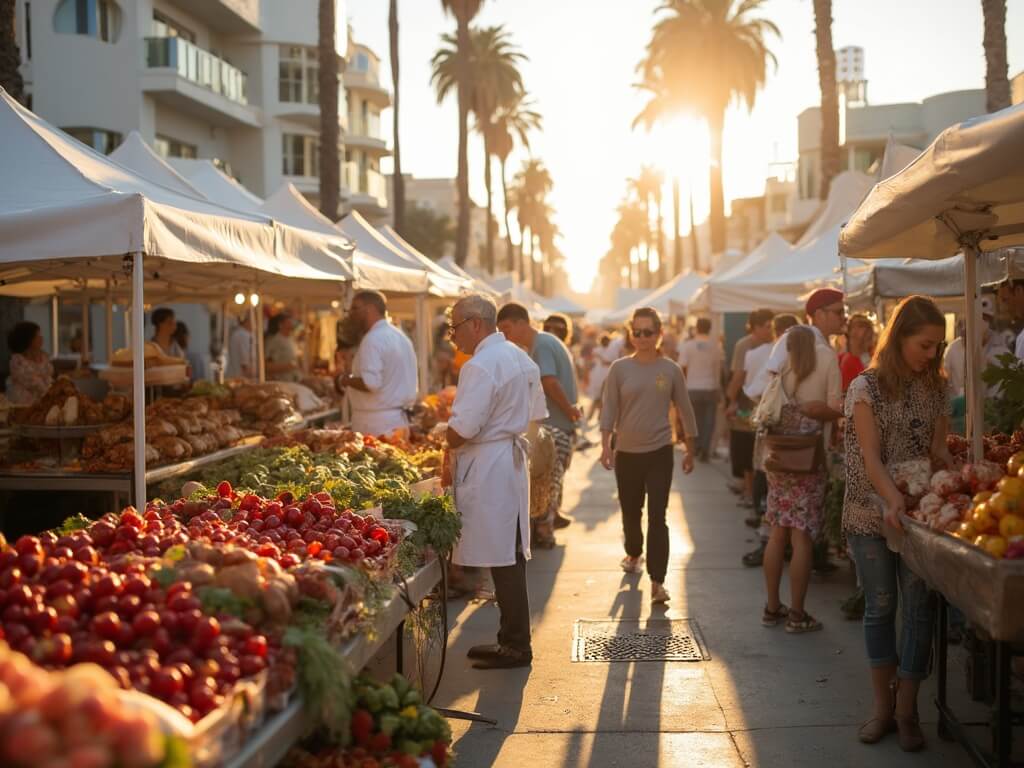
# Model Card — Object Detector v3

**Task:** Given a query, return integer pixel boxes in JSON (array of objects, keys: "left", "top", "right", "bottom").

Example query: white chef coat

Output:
[
  {"left": 348, "top": 318, "right": 418, "bottom": 436},
  {"left": 449, "top": 332, "right": 546, "bottom": 567},
  {"left": 226, "top": 326, "right": 254, "bottom": 380}
]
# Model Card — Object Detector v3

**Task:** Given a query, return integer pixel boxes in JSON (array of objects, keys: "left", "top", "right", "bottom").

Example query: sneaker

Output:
[
  {"left": 620, "top": 555, "right": 643, "bottom": 574},
  {"left": 471, "top": 645, "right": 533, "bottom": 670},
  {"left": 651, "top": 582, "right": 670, "bottom": 604}
]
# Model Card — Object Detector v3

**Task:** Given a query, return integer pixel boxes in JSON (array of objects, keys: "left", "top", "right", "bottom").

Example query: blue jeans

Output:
[
  {"left": 848, "top": 534, "right": 934, "bottom": 680},
  {"left": 689, "top": 389, "right": 719, "bottom": 458}
]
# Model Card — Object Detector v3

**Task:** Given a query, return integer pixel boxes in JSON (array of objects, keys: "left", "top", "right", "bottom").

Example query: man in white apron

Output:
[
  {"left": 338, "top": 290, "right": 418, "bottom": 436},
  {"left": 444, "top": 294, "right": 546, "bottom": 669}
]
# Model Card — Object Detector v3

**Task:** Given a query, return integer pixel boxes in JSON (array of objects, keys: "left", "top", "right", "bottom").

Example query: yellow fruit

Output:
[
  {"left": 955, "top": 521, "right": 978, "bottom": 539},
  {"left": 974, "top": 534, "right": 991, "bottom": 550},
  {"left": 998, "top": 476, "right": 1024, "bottom": 499},
  {"left": 1008, "top": 451, "right": 1024, "bottom": 476},
  {"left": 971, "top": 505, "right": 995, "bottom": 532},
  {"left": 984, "top": 536, "right": 1009, "bottom": 559},
  {"left": 999, "top": 514, "right": 1024, "bottom": 539},
  {"left": 988, "top": 493, "right": 1011, "bottom": 519},
  {"left": 973, "top": 491, "right": 993, "bottom": 505}
]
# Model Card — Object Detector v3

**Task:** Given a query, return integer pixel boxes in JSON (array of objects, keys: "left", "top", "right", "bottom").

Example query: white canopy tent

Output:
[
  {"left": 795, "top": 171, "right": 875, "bottom": 249},
  {"left": 840, "top": 100, "right": 1024, "bottom": 456},
  {"left": 0, "top": 88, "right": 356, "bottom": 502},
  {"left": 603, "top": 271, "right": 707, "bottom": 325},
  {"left": 260, "top": 182, "right": 346, "bottom": 237},
  {"left": 109, "top": 132, "right": 202, "bottom": 198},
  {"left": 688, "top": 233, "right": 793, "bottom": 312},
  {"left": 167, "top": 157, "right": 265, "bottom": 215},
  {"left": 378, "top": 225, "right": 474, "bottom": 291}
]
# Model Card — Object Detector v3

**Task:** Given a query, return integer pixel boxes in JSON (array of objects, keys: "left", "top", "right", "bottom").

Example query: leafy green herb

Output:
[
  {"left": 57, "top": 514, "right": 91, "bottom": 535},
  {"left": 197, "top": 586, "right": 254, "bottom": 619},
  {"left": 982, "top": 353, "right": 1024, "bottom": 434},
  {"left": 283, "top": 624, "right": 354, "bottom": 744}
]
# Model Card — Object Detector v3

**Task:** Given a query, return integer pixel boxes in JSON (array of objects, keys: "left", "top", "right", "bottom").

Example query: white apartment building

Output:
[
  {"left": 797, "top": 88, "right": 985, "bottom": 201},
  {"left": 13, "top": 0, "right": 390, "bottom": 219}
]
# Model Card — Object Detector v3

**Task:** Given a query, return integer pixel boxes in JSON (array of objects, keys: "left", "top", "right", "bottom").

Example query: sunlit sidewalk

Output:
[{"left": 430, "top": 447, "right": 974, "bottom": 767}]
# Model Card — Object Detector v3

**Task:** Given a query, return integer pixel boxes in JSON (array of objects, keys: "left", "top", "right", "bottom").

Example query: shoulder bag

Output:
[{"left": 761, "top": 371, "right": 825, "bottom": 475}]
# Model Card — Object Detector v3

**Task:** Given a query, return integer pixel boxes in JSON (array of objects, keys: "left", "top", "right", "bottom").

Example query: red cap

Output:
[{"left": 805, "top": 288, "right": 844, "bottom": 317}]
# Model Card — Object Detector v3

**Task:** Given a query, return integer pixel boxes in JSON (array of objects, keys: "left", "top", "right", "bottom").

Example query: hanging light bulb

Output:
[
  {"left": 249, "top": 293, "right": 260, "bottom": 307},
  {"left": 234, "top": 292, "right": 245, "bottom": 305},
  {"left": 330, "top": 300, "right": 340, "bottom": 309}
]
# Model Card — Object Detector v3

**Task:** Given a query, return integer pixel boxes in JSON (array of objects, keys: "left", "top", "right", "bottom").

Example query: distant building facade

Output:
[{"left": 13, "top": 0, "right": 390, "bottom": 219}]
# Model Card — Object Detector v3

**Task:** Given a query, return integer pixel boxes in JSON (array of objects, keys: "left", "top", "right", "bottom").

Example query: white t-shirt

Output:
[
  {"left": 677, "top": 335, "right": 722, "bottom": 391},
  {"left": 226, "top": 326, "right": 254, "bottom": 379},
  {"left": 347, "top": 318, "right": 418, "bottom": 415},
  {"left": 742, "top": 343, "right": 772, "bottom": 398}
]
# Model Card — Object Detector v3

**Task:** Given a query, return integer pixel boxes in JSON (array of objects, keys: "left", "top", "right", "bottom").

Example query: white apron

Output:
[
  {"left": 452, "top": 435, "right": 531, "bottom": 568},
  {"left": 351, "top": 408, "right": 408, "bottom": 437}
]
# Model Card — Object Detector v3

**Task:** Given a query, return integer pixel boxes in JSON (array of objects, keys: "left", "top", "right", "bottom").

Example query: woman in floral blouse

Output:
[
  {"left": 6, "top": 321, "right": 53, "bottom": 406},
  {"left": 844, "top": 295, "right": 954, "bottom": 752}
]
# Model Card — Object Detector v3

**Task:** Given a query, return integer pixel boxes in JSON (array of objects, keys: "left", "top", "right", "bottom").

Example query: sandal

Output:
[
  {"left": 761, "top": 603, "right": 790, "bottom": 627},
  {"left": 784, "top": 610, "right": 823, "bottom": 633},
  {"left": 620, "top": 555, "right": 643, "bottom": 574}
]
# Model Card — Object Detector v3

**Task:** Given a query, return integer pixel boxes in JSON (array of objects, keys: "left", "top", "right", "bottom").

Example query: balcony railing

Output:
[
  {"left": 343, "top": 163, "right": 386, "bottom": 205},
  {"left": 145, "top": 37, "right": 248, "bottom": 105}
]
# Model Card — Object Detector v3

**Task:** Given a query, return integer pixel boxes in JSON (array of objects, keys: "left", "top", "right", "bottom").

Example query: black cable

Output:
[{"left": 427, "top": 551, "right": 449, "bottom": 706}]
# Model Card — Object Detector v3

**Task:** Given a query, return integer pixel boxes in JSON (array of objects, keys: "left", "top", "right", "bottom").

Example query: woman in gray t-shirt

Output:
[{"left": 600, "top": 308, "right": 697, "bottom": 605}]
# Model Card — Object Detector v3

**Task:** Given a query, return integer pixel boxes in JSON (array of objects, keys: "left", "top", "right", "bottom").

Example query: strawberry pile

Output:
[{"left": 171, "top": 482, "right": 399, "bottom": 573}]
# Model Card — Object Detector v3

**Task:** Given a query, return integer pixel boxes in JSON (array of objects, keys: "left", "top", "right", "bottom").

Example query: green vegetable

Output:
[
  {"left": 378, "top": 685, "right": 400, "bottom": 710},
  {"left": 378, "top": 713, "right": 401, "bottom": 737},
  {"left": 364, "top": 688, "right": 383, "bottom": 713},
  {"left": 391, "top": 673, "right": 410, "bottom": 700},
  {"left": 283, "top": 625, "right": 354, "bottom": 744},
  {"left": 402, "top": 689, "right": 421, "bottom": 707},
  {"left": 197, "top": 586, "right": 254, "bottom": 619},
  {"left": 57, "top": 514, "right": 91, "bottom": 535}
]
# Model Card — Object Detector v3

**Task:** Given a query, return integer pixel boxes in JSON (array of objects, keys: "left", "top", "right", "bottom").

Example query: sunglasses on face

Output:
[{"left": 631, "top": 328, "right": 658, "bottom": 338}]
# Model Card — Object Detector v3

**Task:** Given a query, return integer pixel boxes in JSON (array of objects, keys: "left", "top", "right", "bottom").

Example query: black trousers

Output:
[
  {"left": 490, "top": 526, "right": 531, "bottom": 654},
  {"left": 614, "top": 444, "right": 674, "bottom": 583}
]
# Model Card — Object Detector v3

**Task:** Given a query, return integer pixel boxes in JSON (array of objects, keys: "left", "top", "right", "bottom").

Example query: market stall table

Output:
[{"left": 224, "top": 556, "right": 442, "bottom": 768}]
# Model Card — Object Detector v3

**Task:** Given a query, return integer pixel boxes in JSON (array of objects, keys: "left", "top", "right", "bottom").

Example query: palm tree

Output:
[
  {"left": 671, "top": 177, "right": 683, "bottom": 274},
  {"left": 637, "top": 0, "right": 779, "bottom": 255},
  {"left": 317, "top": 0, "right": 340, "bottom": 219},
  {"left": 981, "top": 0, "right": 1010, "bottom": 112},
  {"left": 438, "top": 0, "right": 484, "bottom": 266},
  {"left": 489, "top": 94, "right": 542, "bottom": 273},
  {"left": 511, "top": 159, "right": 553, "bottom": 284},
  {"left": 630, "top": 165, "right": 666, "bottom": 286},
  {"left": 389, "top": 0, "right": 405, "bottom": 232},
  {"left": 614, "top": 199, "right": 649, "bottom": 289},
  {"left": 812, "top": 0, "right": 839, "bottom": 201},
  {"left": 0, "top": 1, "right": 24, "bottom": 104}
]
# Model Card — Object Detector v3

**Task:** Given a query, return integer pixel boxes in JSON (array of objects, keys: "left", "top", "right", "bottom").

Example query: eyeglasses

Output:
[
  {"left": 446, "top": 316, "right": 477, "bottom": 336},
  {"left": 631, "top": 328, "right": 658, "bottom": 338}
]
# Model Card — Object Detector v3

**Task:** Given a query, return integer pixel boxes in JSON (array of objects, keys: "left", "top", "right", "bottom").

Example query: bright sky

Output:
[{"left": 347, "top": 0, "right": 1023, "bottom": 292}]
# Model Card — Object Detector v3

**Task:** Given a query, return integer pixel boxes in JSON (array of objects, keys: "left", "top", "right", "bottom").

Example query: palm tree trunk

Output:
[
  {"left": 981, "top": 0, "right": 1010, "bottom": 112},
  {"left": 813, "top": 0, "right": 840, "bottom": 201},
  {"left": 688, "top": 180, "right": 700, "bottom": 272},
  {"left": 673, "top": 177, "right": 683, "bottom": 275},
  {"left": 500, "top": 158, "right": 515, "bottom": 273},
  {"left": 482, "top": 134, "right": 495, "bottom": 274},
  {"left": 317, "top": 0, "right": 340, "bottom": 219},
  {"left": 656, "top": 196, "right": 666, "bottom": 285},
  {"left": 454, "top": 15, "right": 471, "bottom": 266},
  {"left": 519, "top": 225, "right": 528, "bottom": 284},
  {"left": 0, "top": 0, "right": 24, "bottom": 104},
  {"left": 707, "top": 108, "right": 726, "bottom": 256},
  {"left": 389, "top": 0, "right": 405, "bottom": 231}
]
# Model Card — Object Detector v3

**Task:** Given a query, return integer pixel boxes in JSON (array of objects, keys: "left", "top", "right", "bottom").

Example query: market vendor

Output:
[
  {"left": 151, "top": 307, "right": 185, "bottom": 359},
  {"left": 265, "top": 312, "right": 302, "bottom": 383},
  {"left": 227, "top": 314, "right": 255, "bottom": 380},
  {"left": 444, "top": 294, "right": 546, "bottom": 670},
  {"left": 5, "top": 321, "right": 54, "bottom": 406},
  {"left": 337, "top": 290, "right": 417, "bottom": 437}
]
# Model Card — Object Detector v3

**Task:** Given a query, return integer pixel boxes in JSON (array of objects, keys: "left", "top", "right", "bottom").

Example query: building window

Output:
[
  {"left": 283, "top": 133, "right": 320, "bottom": 177},
  {"left": 54, "top": 0, "right": 121, "bottom": 43},
  {"left": 152, "top": 10, "right": 194, "bottom": 42},
  {"left": 154, "top": 134, "right": 197, "bottom": 160},
  {"left": 62, "top": 126, "right": 122, "bottom": 155},
  {"left": 352, "top": 51, "right": 369, "bottom": 73},
  {"left": 279, "top": 46, "right": 319, "bottom": 104}
]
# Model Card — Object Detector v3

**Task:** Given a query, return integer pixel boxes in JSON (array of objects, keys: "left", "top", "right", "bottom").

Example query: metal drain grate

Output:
[{"left": 572, "top": 619, "right": 709, "bottom": 662}]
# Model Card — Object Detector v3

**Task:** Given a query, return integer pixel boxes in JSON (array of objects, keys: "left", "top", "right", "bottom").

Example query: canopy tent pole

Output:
[
  {"left": 104, "top": 282, "right": 114, "bottom": 364},
  {"left": 220, "top": 301, "right": 230, "bottom": 384},
  {"left": 131, "top": 252, "right": 147, "bottom": 507},
  {"left": 299, "top": 298, "right": 310, "bottom": 375},
  {"left": 80, "top": 290, "right": 90, "bottom": 364},
  {"left": 255, "top": 292, "right": 266, "bottom": 384},
  {"left": 963, "top": 245, "right": 984, "bottom": 461},
  {"left": 50, "top": 295, "right": 59, "bottom": 356},
  {"left": 414, "top": 295, "right": 430, "bottom": 396}
]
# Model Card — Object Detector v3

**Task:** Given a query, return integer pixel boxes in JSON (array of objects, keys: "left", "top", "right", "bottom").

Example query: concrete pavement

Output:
[{"left": 425, "top": 446, "right": 976, "bottom": 768}]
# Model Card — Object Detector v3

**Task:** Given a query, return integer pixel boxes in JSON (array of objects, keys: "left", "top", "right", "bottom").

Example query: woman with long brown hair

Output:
[
  {"left": 761, "top": 324, "right": 841, "bottom": 633},
  {"left": 844, "top": 295, "right": 954, "bottom": 751}
]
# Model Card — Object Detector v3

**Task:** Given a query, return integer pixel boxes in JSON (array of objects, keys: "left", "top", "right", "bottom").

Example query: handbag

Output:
[
  {"left": 752, "top": 364, "right": 787, "bottom": 430},
  {"left": 760, "top": 369, "right": 825, "bottom": 475}
]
